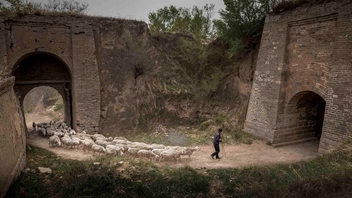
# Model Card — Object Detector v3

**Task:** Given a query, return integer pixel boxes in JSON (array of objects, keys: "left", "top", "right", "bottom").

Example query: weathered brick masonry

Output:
[
  {"left": 0, "top": 15, "right": 151, "bottom": 133},
  {"left": 0, "top": 76, "right": 26, "bottom": 198},
  {"left": 244, "top": 0, "right": 352, "bottom": 153}
]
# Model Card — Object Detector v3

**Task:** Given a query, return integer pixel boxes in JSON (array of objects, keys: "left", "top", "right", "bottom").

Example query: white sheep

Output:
[
  {"left": 152, "top": 149, "right": 166, "bottom": 156},
  {"left": 49, "top": 136, "right": 61, "bottom": 147},
  {"left": 69, "top": 129, "right": 76, "bottom": 136},
  {"left": 91, "top": 134, "right": 106, "bottom": 141},
  {"left": 127, "top": 147, "right": 141, "bottom": 156},
  {"left": 82, "top": 139, "right": 95, "bottom": 152},
  {"left": 137, "top": 150, "right": 159, "bottom": 161},
  {"left": 95, "top": 139, "right": 114, "bottom": 148},
  {"left": 179, "top": 146, "right": 199, "bottom": 160},
  {"left": 151, "top": 144, "right": 166, "bottom": 150},
  {"left": 106, "top": 145, "right": 123, "bottom": 156},
  {"left": 92, "top": 144, "right": 106, "bottom": 155},
  {"left": 54, "top": 132, "right": 64, "bottom": 138},
  {"left": 159, "top": 150, "right": 183, "bottom": 162},
  {"left": 130, "top": 142, "right": 153, "bottom": 150},
  {"left": 46, "top": 128, "right": 55, "bottom": 137},
  {"left": 112, "top": 139, "right": 128, "bottom": 145},
  {"left": 60, "top": 136, "right": 72, "bottom": 149},
  {"left": 114, "top": 137, "right": 128, "bottom": 141},
  {"left": 115, "top": 143, "right": 129, "bottom": 152}
]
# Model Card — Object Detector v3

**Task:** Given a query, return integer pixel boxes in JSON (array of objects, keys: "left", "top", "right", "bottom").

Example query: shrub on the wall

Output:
[{"left": 0, "top": 0, "right": 88, "bottom": 17}]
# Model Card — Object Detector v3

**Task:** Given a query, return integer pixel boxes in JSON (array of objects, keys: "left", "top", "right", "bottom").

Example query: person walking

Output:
[{"left": 211, "top": 128, "right": 222, "bottom": 159}]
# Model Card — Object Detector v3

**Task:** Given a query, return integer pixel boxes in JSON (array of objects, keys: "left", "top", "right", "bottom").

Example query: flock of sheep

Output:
[{"left": 32, "top": 121, "right": 199, "bottom": 162}]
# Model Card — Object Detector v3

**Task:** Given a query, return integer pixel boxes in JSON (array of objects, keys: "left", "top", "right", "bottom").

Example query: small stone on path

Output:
[
  {"left": 93, "top": 162, "right": 101, "bottom": 166},
  {"left": 38, "top": 167, "right": 52, "bottom": 174}
]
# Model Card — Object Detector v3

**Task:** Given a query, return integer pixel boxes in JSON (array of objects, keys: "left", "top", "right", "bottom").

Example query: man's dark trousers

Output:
[{"left": 211, "top": 143, "right": 220, "bottom": 159}]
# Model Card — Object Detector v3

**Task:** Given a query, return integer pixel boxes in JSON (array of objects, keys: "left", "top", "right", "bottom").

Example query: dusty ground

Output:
[
  {"left": 25, "top": 110, "right": 319, "bottom": 169},
  {"left": 26, "top": 131, "right": 319, "bottom": 169}
]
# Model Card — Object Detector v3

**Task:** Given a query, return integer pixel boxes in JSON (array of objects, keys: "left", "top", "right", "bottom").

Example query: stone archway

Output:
[
  {"left": 11, "top": 53, "right": 73, "bottom": 131},
  {"left": 280, "top": 91, "right": 326, "bottom": 143}
]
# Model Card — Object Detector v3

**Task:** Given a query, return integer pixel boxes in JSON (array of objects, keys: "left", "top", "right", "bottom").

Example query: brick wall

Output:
[{"left": 244, "top": 0, "right": 352, "bottom": 153}]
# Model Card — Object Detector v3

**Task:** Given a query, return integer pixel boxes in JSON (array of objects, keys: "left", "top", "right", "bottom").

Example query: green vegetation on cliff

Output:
[{"left": 0, "top": 0, "right": 88, "bottom": 17}]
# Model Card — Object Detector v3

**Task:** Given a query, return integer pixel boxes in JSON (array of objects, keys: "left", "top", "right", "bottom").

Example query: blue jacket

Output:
[{"left": 213, "top": 132, "right": 222, "bottom": 145}]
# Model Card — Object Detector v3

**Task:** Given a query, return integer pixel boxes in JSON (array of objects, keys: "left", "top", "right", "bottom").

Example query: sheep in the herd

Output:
[
  {"left": 137, "top": 150, "right": 159, "bottom": 161},
  {"left": 46, "top": 128, "right": 55, "bottom": 137},
  {"left": 92, "top": 144, "right": 106, "bottom": 155},
  {"left": 75, "top": 133, "right": 91, "bottom": 140},
  {"left": 49, "top": 135, "right": 61, "bottom": 148},
  {"left": 114, "top": 137, "right": 128, "bottom": 141},
  {"left": 107, "top": 137, "right": 113, "bottom": 141},
  {"left": 95, "top": 139, "right": 114, "bottom": 148},
  {"left": 54, "top": 132, "right": 64, "bottom": 138},
  {"left": 165, "top": 146, "right": 184, "bottom": 152},
  {"left": 91, "top": 134, "right": 106, "bottom": 141},
  {"left": 42, "top": 123, "right": 49, "bottom": 128},
  {"left": 112, "top": 139, "right": 128, "bottom": 145},
  {"left": 69, "top": 129, "right": 76, "bottom": 136},
  {"left": 106, "top": 145, "right": 123, "bottom": 156},
  {"left": 127, "top": 147, "right": 141, "bottom": 156},
  {"left": 39, "top": 127, "right": 46, "bottom": 137},
  {"left": 60, "top": 136, "right": 72, "bottom": 149},
  {"left": 115, "top": 143, "right": 129, "bottom": 152},
  {"left": 70, "top": 138, "right": 81, "bottom": 149},
  {"left": 130, "top": 142, "right": 153, "bottom": 150},
  {"left": 71, "top": 136, "right": 82, "bottom": 144},
  {"left": 151, "top": 149, "right": 166, "bottom": 156},
  {"left": 151, "top": 144, "right": 166, "bottom": 150},
  {"left": 159, "top": 150, "right": 184, "bottom": 162},
  {"left": 95, "top": 136, "right": 108, "bottom": 142},
  {"left": 82, "top": 139, "right": 95, "bottom": 152},
  {"left": 179, "top": 146, "right": 199, "bottom": 160}
]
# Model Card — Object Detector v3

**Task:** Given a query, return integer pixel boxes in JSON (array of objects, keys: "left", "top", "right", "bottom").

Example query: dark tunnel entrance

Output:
[
  {"left": 284, "top": 91, "right": 326, "bottom": 143},
  {"left": 12, "top": 53, "right": 73, "bottom": 131}
]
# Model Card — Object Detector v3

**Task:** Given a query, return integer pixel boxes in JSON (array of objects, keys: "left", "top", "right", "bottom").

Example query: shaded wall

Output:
[{"left": 0, "top": 76, "right": 26, "bottom": 198}]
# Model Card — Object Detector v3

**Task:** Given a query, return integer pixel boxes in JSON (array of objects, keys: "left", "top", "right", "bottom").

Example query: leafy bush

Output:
[
  {"left": 0, "top": 0, "right": 88, "bottom": 17},
  {"left": 215, "top": 0, "right": 279, "bottom": 53},
  {"left": 148, "top": 4, "right": 217, "bottom": 40}
]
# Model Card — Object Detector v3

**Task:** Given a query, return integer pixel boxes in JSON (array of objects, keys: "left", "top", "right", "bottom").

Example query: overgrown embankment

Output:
[
  {"left": 7, "top": 140, "right": 352, "bottom": 198},
  {"left": 149, "top": 32, "right": 259, "bottom": 131},
  {"left": 98, "top": 23, "right": 259, "bottom": 133}
]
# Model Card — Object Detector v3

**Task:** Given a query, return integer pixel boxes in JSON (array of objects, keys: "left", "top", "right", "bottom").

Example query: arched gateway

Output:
[{"left": 12, "top": 53, "right": 73, "bottom": 131}]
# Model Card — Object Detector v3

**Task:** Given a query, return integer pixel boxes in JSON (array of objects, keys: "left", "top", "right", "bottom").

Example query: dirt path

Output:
[{"left": 26, "top": 132, "right": 319, "bottom": 169}]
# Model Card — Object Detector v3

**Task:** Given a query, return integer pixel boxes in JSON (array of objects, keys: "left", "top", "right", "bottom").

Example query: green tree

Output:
[
  {"left": 215, "top": 0, "right": 278, "bottom": 52},
  {"left": 44, "top": 0, "right": 89, "bottom": 13},
  {"left": 0, "top": 0, "right": 88, "bottom": 17},
  {"left": 0, "top": 0, "right": 41, "bottom": 16},
  {"left": 148, "top": 4, "right": 216, "bottom": 40}
]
